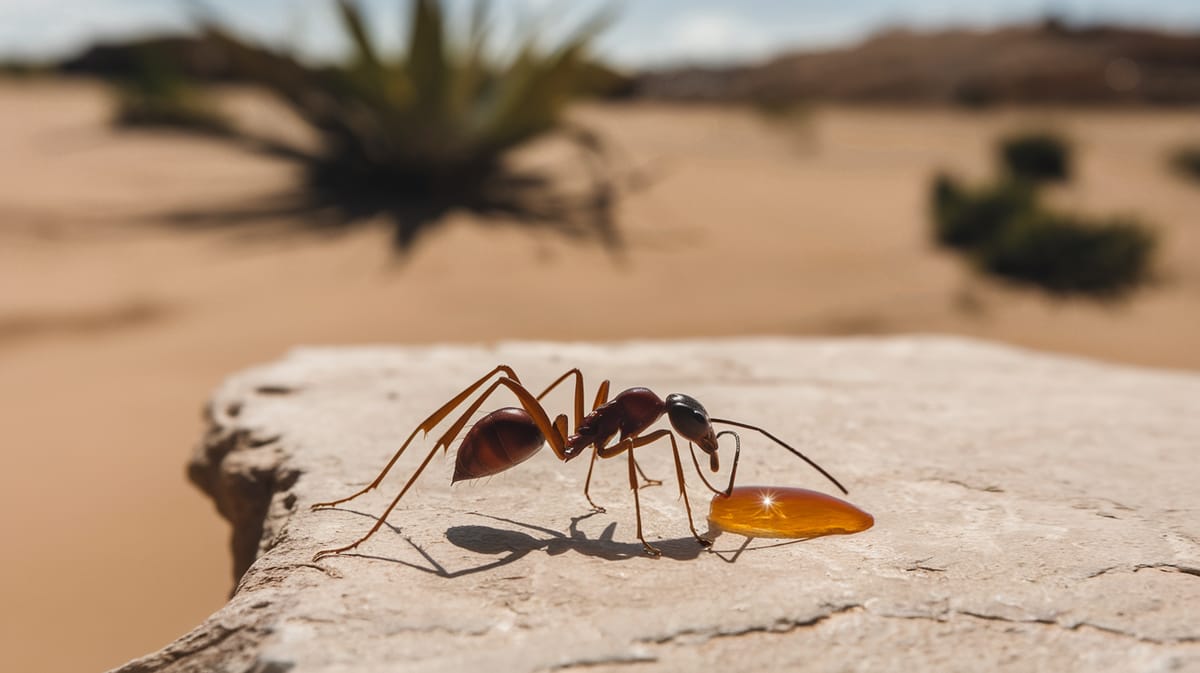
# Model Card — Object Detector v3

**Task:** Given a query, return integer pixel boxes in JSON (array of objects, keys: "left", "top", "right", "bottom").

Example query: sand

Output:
[{"left": 1, "top": 79, "right": 1198, "bottom": 673}]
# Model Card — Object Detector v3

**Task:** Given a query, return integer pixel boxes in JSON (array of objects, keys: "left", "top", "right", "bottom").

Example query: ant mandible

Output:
[{"left": 311, "top": 365, "right": 848, "bottom": 559}]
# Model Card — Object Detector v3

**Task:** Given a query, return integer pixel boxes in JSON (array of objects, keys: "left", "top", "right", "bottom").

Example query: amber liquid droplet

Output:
[{"left": 708, "top": 486, "right": 874, "bottom": 539}]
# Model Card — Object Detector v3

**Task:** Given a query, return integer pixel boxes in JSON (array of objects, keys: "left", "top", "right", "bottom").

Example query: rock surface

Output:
[{"left": 114, "top": 338, "right": 1200, "bottom": 673}]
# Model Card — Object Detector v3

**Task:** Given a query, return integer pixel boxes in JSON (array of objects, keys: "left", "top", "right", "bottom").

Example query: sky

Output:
[{"left": 3, "top": 0, "right": 1200, "bottom": 68}]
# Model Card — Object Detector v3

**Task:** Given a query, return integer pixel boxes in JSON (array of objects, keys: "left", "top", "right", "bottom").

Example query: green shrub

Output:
[
  {"left": 1, "top": 60, "right": 51, "bottom": 78},
  {"left": 193, "top": 0, "right": 618, "bottom": 251},
  {"left": 112, "top": 50, "right": 231, "bottom": 135},
  {"left": 933, "top": 125, "right": 1158, "bottom": 300},
  {"left": 1169, "top": 146, "right": 1200, "bottom": 183},
  {"left": 980, "top": 212, "right": 1156, "bottom": 297},
  {"left": 931, "top": 174, "right": 1036, "bottom": 250},
  {"left": 951, "top": 80, "right": 996, "bottom": 109},
  {"left": 572, "top": 61, "right": 636, "bottom": 99},
  {"left": 751, "top": 96, "right": 810, "bottom": 120},
  {"left": 999, "top": 131, "right": 1071, "bottom": 183}
]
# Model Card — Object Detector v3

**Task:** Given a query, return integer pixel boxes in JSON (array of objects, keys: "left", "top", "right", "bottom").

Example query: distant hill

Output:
[{"left": 635, "top": 21, "right": 1200, "bottom": 105}]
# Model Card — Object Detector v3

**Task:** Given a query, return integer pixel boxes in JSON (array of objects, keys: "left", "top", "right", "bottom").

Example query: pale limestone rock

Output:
[{"left": 114, "top": 338, "right": 1200, "bottom": 673}]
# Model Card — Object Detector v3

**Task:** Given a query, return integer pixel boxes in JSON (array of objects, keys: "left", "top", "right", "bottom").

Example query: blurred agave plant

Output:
[{"left": 194, "top": 0, "right": 619, "bottom": 251}]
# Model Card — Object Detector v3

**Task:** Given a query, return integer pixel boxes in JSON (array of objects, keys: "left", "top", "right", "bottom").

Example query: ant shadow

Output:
[{"left": 326, "top": 508, "right": 812, "bottom": 577}]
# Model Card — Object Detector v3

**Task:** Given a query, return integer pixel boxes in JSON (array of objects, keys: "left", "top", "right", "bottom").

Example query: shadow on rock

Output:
[{"left": 328, "top": 509, "right": 812, "bottom": 576}]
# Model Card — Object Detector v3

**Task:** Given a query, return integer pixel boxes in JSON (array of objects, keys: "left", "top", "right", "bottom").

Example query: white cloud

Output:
[
  {"left": 673, "top": 11, "right": 764, "bottom": 57},
  {"left": 608, "top": 9, "right": 772, "bottom": 67}
]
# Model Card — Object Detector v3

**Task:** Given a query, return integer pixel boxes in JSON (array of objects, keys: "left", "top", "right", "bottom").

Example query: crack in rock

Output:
[
  {"left": 114, "top": 626, "right": 242, "bottom": 673},
  {"left": 1085, "top": 565, "right": 1123, "bottom": 579},
  {"left": 1062, "top": 620, "right": 1200, "bottom": 645},
  {"left": 640, "top": 603, "right": 862, "bottom": 646},
  {"left": 955, "top": 610, "right": 1057, "bottom": 626},
  {"left": 1087, "top": 563, "right": 1200, "bottom": 580},
  {"left": 111, "top": 620, "right": 273, "bottom": 673},
  {"left": 547, "top": 654, "right": 658, "bottom": 670},
  {"left": 888, "top": 608, "right": 1200, "bottom": 646},
  {"left": 1135, "top": 563, "right": 1200, "bottom": 578},
  {"left": 941, "top": 478, "right": 1005, "bottom": 493}
]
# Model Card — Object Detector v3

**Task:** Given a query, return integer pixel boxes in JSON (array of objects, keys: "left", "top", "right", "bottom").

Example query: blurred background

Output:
[{"left": 2, "top": 1, "right": 1199, "bottom": 670}]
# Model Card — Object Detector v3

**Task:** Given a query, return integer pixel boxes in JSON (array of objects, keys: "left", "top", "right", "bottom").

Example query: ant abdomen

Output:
[{"left": 452, "top": 407, "right": 545, "bottom": 483}]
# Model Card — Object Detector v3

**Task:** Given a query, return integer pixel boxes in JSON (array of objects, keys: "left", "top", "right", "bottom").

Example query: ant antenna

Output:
[
  {"left": 688, "top": 430, "right": 741, "bottom": 497},
  {"left": 709, "top": 418, "right": 848, "bottom": 495}
]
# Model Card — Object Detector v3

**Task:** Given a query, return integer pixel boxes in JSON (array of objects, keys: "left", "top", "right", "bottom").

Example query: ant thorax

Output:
[{"left": 567, "top": 387, "right": 666, "bottom": 452}]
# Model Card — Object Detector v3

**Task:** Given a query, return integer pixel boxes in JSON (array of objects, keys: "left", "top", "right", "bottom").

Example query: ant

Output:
[{"left": 311, "top": 365, "right": 848, "bottom": 559}]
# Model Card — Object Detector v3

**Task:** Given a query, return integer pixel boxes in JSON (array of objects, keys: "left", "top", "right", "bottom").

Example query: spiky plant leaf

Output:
[
  {"left": 480, "top": 12, "right": 610, "bottom": 154},
  {"left": 338, "top": 0, "right": 381, "bottom": 69},
  {"left": 447, "top": 0, "right": 491, "bottom": 124},
  {"left": 406, "top": 0, "right": 448, "bottom": 117}
]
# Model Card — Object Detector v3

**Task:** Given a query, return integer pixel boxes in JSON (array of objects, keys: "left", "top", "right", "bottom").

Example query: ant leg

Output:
[
  {"left": 312, "top": 365, "right": 520, "bottom": 510},
  {"left": 665, "top": 434, "right": 712, "bottom": 547},
  {"left": 585, "top": 450, "right": 669, "bottom": 510},
  {"left": 634, "top": 460, "right": 663, "bottom": 489},
  {"left": 627, "top": 446, "right": 661, "bottom": 557},
  {"left": 582, "top": 379, "right": 609, "bottom": 510},
  {"left": 535, "top": 368, "right": 587, "bottom": 428},
  {"left": 312, "top": 439, "right": 444, "bottom": 560},
  {"left": 597, "top": 439, "right": 655, "bottom": 553},
  {"left": 591, "top": 379, "right": 610, "bottom": 411},
  {"left": 637, "top": 430, "right": 708, "bottom": 546},
  {"left": 583, "top": 449, "right": 605, "bottom": 512},
  {"left": 601, "top": 429, "right": 709, "bottom": 549},
  {"left": 581, "top": 379, "right": 616, "bottom": 511}
]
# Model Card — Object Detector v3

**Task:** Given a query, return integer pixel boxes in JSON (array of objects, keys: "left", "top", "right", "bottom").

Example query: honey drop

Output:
[{"left": 708, "top": 485, "right": 874, "bottom": 539}]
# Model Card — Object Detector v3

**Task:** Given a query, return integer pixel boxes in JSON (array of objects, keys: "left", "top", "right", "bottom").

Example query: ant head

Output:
[{"left": 666, "top": 393, "right": 720, "bottom": 464}]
